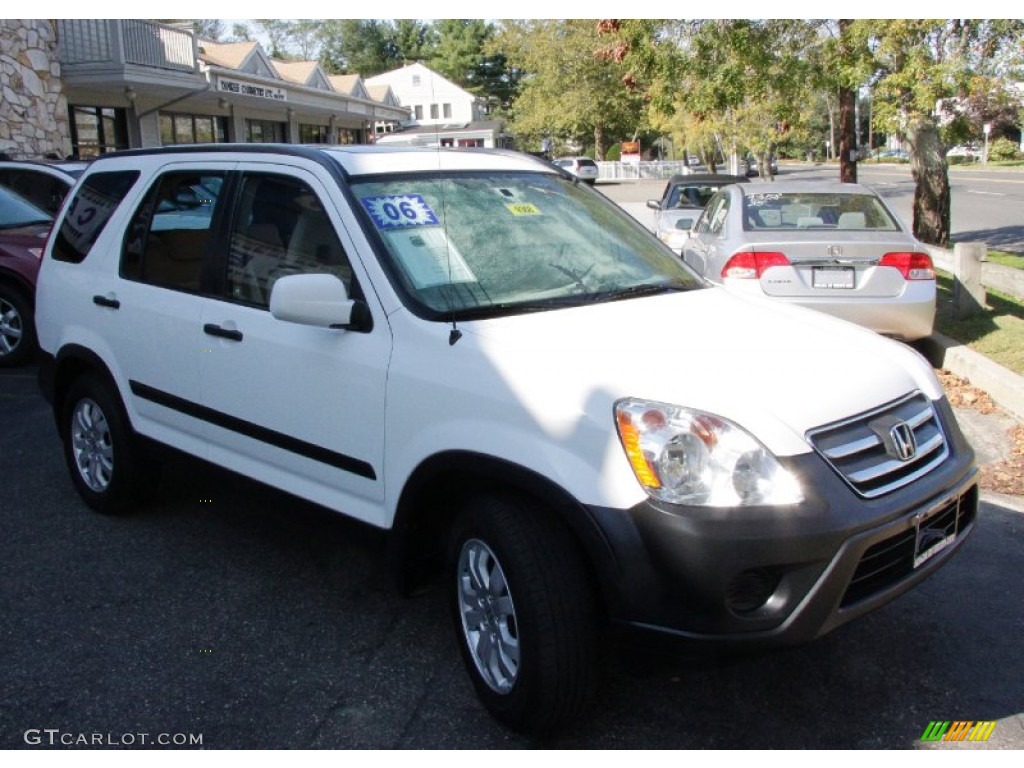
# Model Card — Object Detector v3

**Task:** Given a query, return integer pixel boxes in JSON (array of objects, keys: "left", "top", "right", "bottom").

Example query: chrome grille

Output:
[{"left": 807, "top": 392, "right": 948, "bottom": 498}]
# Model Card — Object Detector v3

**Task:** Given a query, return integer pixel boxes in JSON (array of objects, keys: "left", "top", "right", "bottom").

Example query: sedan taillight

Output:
[
  {"left": 878, "top": 252, "right": 935, "bottom": 280},
  {"left": 721, "top": 251, "right": 790, "bottom": 279}
]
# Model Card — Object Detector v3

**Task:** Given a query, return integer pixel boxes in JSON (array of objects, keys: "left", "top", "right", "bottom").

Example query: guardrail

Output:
[
  {"left": 596, "top": 161, "right": 696, "bottom": 180},
  {"left": 925, "top": 245, "right": 1024, "bottom": 302}
]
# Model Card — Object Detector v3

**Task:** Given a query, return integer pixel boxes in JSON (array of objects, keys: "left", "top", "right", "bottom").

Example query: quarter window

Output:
[
  {"left": 225, "top": 174, "right": 353, "bottom": 308},
  {"left": 51, "top": 171, "right": 140, "bottom": 264}
]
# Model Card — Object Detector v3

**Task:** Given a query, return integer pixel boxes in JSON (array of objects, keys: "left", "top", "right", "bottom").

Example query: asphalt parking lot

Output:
[{"left": 2, "top": 363, "right": 1023, "bottom": 749}]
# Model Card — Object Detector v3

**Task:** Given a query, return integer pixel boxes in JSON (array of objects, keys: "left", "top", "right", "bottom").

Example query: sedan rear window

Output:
[{"left": 743, "top": 192, "right": 900, "bottom": 232}]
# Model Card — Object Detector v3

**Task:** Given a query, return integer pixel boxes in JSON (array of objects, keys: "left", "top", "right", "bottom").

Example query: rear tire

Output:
[
  {"left": 0, "top": 286, "right": 35, "bottom": 368},
  {"left": 450, "top": 493, "right": 598, "bottom": 735},
  {"left": 61, "top": 374, "right": 158, "bottom": 514}
]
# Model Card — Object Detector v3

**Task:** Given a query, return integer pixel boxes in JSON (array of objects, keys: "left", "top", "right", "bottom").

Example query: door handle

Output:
[
  {"left": 203, "top": 323, "right": 243, "bottom": 342},
  {"left": 92, "top": 295, "right": 120, "bottom": 309}
]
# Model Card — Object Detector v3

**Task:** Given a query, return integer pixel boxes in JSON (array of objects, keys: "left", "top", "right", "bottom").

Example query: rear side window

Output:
[
  {"left": 121, "top": 171, "right": 226, "bottom": 292},
  {"left": 51, "top": 171, "right": 139, "bottom": 263}
]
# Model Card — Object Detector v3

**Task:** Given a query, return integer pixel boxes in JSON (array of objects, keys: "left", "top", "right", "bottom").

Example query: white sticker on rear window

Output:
[
  {"left": 361, "top": 194, "right": 440, "bottom": 228},
  {"left": 746, "top": 193, "right": 781, "bottom": 207}
]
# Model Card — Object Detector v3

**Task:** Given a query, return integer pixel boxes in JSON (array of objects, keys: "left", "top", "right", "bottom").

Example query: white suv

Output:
[{"left": 35, "top": 145, "right": 978, "bottom": 734}]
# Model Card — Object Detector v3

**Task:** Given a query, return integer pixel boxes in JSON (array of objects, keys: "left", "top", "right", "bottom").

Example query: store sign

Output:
[{"left": 218, "top": 77, "right": 287, "bottom": 102}]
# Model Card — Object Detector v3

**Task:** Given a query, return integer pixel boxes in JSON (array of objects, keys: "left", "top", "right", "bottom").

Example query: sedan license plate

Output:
[{"left": 812, "top": 266, "right": 855, "bottom": 289}]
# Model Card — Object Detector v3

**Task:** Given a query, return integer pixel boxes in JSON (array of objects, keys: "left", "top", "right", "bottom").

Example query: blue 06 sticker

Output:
[{"left": 361, "top": 194, "right": 440, "bottom": 229}]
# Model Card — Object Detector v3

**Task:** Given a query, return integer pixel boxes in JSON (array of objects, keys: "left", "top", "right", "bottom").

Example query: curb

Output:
[{"left": 916, "top": 332, "right": 1024, "bottom": 421}]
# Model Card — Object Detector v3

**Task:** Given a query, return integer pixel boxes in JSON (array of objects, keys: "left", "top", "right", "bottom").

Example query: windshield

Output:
[
  {"left": 743, "top": 191, "right": 900, "bottom": 232},
  {"left": 351, "top": 172, "right": 703, "bottom": 319},
  {"left": 0, "top": 185, "right": 53, "bottom": 230}
]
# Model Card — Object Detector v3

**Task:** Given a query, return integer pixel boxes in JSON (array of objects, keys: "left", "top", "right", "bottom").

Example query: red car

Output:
[{"left": 0, "top": 185, "right": 53, "bottom": 366}]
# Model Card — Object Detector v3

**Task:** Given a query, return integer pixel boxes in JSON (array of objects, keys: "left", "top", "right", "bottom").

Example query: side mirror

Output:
[
  {"left": 646, "top": 199, "right": 661, "bottom": 210},
  {"left": 269, "top": 273, "right": 370, "bottom": 331}
]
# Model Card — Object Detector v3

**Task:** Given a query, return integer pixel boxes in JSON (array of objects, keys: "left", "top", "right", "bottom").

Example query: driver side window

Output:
[{"left": 225, "top": 173, "right": 353, "bottom": 308}]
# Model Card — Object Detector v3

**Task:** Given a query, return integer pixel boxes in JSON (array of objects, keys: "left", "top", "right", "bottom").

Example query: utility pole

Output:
[{"left": 838, "top": 20, "right": 857, "bottom": 183}]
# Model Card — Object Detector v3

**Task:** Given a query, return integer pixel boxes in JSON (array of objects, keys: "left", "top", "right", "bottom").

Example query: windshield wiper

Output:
[{"left": 591, "top": 283, "right": 695, "bottom": 302}]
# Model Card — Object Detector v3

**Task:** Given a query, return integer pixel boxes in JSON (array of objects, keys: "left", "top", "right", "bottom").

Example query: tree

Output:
[
  {"left": 856, "top": 19, "right": 1024, "bottom": 246},
  {"left": 610, "top": 20, "right": 818, "bottom": 178},
  {"left": 430, "top": 20, "right": 490, "bottom": 86},
  {"left": 494, "top": 19, "right": 645, "bottom": 159},
  {"left": 318, "top": 19, "right": 400, "bottom": 75},
  {"left": 394, "top": 19, "right": 436, "bottom": 63}
]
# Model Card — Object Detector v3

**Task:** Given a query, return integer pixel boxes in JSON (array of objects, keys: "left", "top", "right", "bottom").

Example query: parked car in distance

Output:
[
  {"left": 745, "top": 155, "right": 778, "bottom": 177},
  {"left": 647, "top": 173, "right": 748, "bottom": 252},
  {"left": 873, "top": 148, "right": 910, "bottom": 162},
  {"left": 0, "top": 159, "right": 87, "bottom": 216},
  {"left": 946, "top": 144, "right": 979, "bottom": 161},
  {"left": 36, "top": 146, "right": 976, "bottom": 734},
  {"left": 683, "top": 181, "right": 936, "bottom": 340},
  {"left": 552, "top": 156, "right": 599, "bottom": 184},
  {"left": 0, "top": 185, "right": 54, "bottom": 366}
]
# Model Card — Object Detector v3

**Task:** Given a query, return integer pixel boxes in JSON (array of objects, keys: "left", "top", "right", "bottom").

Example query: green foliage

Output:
[
  {"left": 604, "top": 144, "right": 621, "bottom": 161},
  {"left": 988, "top": 137, "right": 1021, "bottom": 161},
  {"left": 493, "top": 20, "right": 646, "bottom": 157}
]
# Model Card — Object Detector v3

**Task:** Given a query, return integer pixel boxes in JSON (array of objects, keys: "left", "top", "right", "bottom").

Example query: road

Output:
[
  {"left": 602, "top": 163, "right": 1024, "bottom": 254},
  {"left": 2, "top": 364, "right": 1023, "bottom": 749}
]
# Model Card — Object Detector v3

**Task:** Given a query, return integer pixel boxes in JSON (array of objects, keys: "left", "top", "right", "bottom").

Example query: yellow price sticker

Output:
[{"left": 505, "top": 203, "right": 541, "bottom": 216}]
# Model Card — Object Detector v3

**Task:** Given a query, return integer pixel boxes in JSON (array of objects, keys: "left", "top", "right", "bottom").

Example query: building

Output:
[
  {"left": 365, "top": 62, "right": 510, "bottom": 149},
  {"left": 0, "top": 19, "right": 410, "bottom": 159}
]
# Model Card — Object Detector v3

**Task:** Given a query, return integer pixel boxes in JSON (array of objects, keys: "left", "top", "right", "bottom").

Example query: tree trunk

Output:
[
  {"left": 839, "top": 84, "right": 857, "bottom": 183},
  {"left": 594, "top": 124, "right": 605, "bottom": 162},
  {"left": 905, "top": 115, "right": 951, "bottom": 247}
]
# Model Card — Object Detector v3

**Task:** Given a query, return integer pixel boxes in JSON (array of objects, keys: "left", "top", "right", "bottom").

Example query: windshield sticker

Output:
[
  {"left": 505, "top": 203, "right": 541, "bottom": 216},
  {"left": 361, "top": 194, "right": 440, "bottom": 229},
  {"left": 383, "top": 227, "right": 477, "bottom": 288},
  {"left": 746, "top": 193, "right": 782, "bottom": 207}
]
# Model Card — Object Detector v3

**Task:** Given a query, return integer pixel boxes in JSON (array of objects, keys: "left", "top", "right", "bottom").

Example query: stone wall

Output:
[{"left": 0, "top": 20, "right": 70, "bottom": 159}]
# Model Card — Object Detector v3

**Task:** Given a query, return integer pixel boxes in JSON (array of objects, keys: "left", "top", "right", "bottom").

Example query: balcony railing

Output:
[{"left": 58, "top": 19, "right": 197, "bottom": 74}]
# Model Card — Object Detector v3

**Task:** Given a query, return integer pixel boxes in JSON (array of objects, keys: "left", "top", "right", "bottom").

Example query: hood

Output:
[{"left": 458, "top": 287, "right": 941, "bottom": 457}]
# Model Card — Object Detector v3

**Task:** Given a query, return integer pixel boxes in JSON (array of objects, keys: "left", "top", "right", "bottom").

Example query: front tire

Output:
[
  {"left": 61, "top": 374, "right": 157, "bottom": 514},
  {"left": 450, "top": 494, "right": 597, "bottom": 735}
]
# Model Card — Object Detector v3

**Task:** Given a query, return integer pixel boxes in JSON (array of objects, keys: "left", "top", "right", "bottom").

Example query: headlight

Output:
[
  {"left": 657, "top": 230, "right": 689, "bottom": 250},
  {"left": 615, "top": 398, "right": 802, "bottom": 507}
]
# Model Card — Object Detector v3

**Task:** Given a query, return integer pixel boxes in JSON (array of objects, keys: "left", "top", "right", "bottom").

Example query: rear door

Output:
[{"left": 88, "top": 161, "right": 234, "bottom": 454}]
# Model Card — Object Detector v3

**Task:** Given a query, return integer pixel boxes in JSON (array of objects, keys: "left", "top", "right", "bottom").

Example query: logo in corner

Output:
[{"left": 921, "top": 721, "right": 997, "bottom": 743}]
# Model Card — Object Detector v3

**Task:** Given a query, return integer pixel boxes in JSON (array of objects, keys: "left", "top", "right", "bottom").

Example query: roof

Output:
[
  {"left": 379, "top": 120, "right": 504, "bottom": 137},
  {"left": 272, "top": 60, "right": 319, "bottom": 85},
  {"left": 85, "top": 144, "right": 555, "bottom": 179},
  {"left": 738, "top": 181, "right": 873, "bottom": 194},
  {"left": 198, "top": 41, "right": 260, "bottom": 70},
  {"left": 329, "top": 74, "right": 362, "bottom": 95},
  {"left": 668, "top": 173, "right": 747, "bottom": 185}
]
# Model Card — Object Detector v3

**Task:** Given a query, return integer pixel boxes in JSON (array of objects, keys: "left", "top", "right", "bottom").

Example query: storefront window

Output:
[
  {"left": 246, "top": 120, "right": 285, "bottom": 143},
  {"left": 299, "top": 124, "right": 329, "bottom": 144},
  {"left": 159, "top": 113, "right": 227, "bottom": 145},
  {"left": 69, "top": 106, "right": 128, "bottom": 158},
  {"left": 336, "top": 127, "right": 362, "bottom": 145}
]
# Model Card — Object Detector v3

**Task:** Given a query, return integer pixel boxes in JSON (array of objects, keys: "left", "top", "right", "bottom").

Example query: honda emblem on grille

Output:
[{"left": 890, "top": 421, "right": 917, "bottom": 461}]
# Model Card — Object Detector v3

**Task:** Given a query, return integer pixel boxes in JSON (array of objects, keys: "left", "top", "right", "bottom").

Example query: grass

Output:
[
  {"left": 984, "top": 250, "right": 1024, "bottom": 271},
  {"left": 934, "top": 270, "right": 1024, "bottom": 374}
]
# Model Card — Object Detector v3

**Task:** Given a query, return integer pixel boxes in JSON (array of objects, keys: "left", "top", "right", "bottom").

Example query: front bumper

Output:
[{"left": 584, "top": 396, "right": 977, "bottom": 648}]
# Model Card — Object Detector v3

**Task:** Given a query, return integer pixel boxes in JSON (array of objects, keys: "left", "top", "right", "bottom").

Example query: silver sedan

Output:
[{"left": 682, "top": 182, "right": 936, "bottom": 341}]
